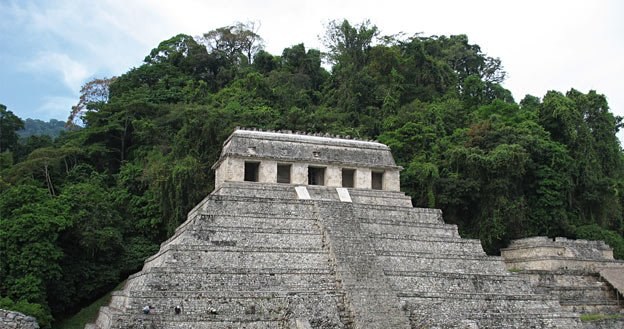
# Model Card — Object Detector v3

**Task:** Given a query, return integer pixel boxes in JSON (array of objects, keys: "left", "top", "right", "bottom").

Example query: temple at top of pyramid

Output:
[
  {"left": 87, "top": 128, "right": 587, "bottom": 329},
  {"left": 212, "top": 128, "right": 401, "bottom": 192}
]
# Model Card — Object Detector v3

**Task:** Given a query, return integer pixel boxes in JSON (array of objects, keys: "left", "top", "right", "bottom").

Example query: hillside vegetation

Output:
[
  {"left": 1, "top": 20, "right": 623, "bottom": 328},
  {"left": 17, "top": 119, "right": 67, "bottom": 139}
]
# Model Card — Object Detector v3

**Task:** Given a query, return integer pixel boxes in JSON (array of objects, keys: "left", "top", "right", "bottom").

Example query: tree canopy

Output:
[{"left": 1, "top": 20, "right": 623, "bottom": 327}]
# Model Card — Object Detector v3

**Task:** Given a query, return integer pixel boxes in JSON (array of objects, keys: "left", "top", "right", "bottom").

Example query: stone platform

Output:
[
  {"left": 87, "top": 183, "right": 581, "bottom": 329},
  {"left": 502, "top": 237, "right": 624, "bottom": 328}
]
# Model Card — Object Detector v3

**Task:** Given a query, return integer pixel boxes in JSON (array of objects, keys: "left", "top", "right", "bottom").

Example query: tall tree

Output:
[
  {"left": 0, "top": 104, "right": 25, "bottom": 153},
  {"left": 67, "top": 78, "right": 116, "bottom": 128},
  {"left": 322, "top": 19, "right": 378, "bottom": 69},
  {"left": 201, "top": 22, "right": 264, "bottom": 64}
]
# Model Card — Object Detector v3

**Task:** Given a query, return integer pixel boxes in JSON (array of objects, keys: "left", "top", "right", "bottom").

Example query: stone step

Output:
[
  {"left": 174, "top": 196, "right": 313, "bottom": 243},
  {"left": 130, "top": 271, "right": 337, "bottom": 292},
  {"left": 194, "top": 214, "right": 319, "bottom": 233},
  {"left": 203, "top": 195, "right": 317, "bottom": 216},
  {"left": 130, "top": 266, "right": 333, "bottom": 277},
  {"left": 559, "top": 298, "right": 621, "bottom": 308},
  {"left": 346, "top": 188, "right": 413, "bottom": 206},
  {"left": 521, "top": 271, "right": 623, "bottom": 316},
  {"left": 400, "top": 290, "right": 560, "bottom": 301},
  {"left": 547, "top": 285, "right": 618, "bottom": 300},
  {"left": 142, "top": 248, "right": 331, "bottom": 272},
  {"left": 106, "top": 310, "right": 285, "bottom": 329},
  {"left": 360, "top": 221, "right": 459, "bottom": 238},
  {"left": 213, "top": 182, "right": 305, "bottom": 200},
  {"left": 161, "top": 213, "right": 323, "bottom": 253},
  {"left": 400, "top": 293, "right": 563, "bottom": 315},
  {"left": 147, "top": 244, "right": 327, "bottom": 260},
  {"left": 93, "top": 306, "right": 114, "bottom": 329},
  {"left": 353, "top": 203, "right": 443, "bottom": 224},
  {"left": 408, "top": 311, "right": 580, "bottom": 329},
  {"left": 109, "top": 290, "right": 345, "bottom": 322},
  {"left": 371, "top": 235, "right": 485, "bottom": 255},
  {"left": 560, "top": 303, "right": 622, "bottom": 314},
  {"left": 386, "top": 271, "right": 535, "bottom": 295},
  {"left": 414, "top": 312, "right": 581, "bottom": 329},
  {"left": 213, "top": 181, "right": 415, "bottom": 207},
  {"left": 126, "top": 267, "right": 335, "bottom": 291},
  {"left": 527, "top": 271, "right": 611, "bottom": 286},
  {"left": 165, "top": 229, "right": 324, "bottom": 251},
  {"left": 378, "top": 254, "right": 509, "bottom": 275}
]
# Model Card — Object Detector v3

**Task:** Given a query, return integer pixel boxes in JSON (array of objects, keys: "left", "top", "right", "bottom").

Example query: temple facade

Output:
[{"left": 212, "top": 129, "right": 401, "bottom": 191}]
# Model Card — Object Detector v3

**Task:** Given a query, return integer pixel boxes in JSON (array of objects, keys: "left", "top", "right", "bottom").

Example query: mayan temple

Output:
[{"left": 87, "top": 128, "right": 591, "bottom": 329}]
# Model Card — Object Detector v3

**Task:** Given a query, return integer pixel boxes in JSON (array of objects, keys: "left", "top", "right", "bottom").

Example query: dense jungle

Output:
[{"left": 1, "top": 20, "right": 623, "bottom": 327}]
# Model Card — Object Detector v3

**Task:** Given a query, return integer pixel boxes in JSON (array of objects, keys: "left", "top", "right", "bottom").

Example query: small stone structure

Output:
[
  {"left": 501, "top": 236, "right": 621, "bottom": 272},
  {"left": 502, "top": 237, "right": 624, "bottom": 328},
  {"left": 213, "top": 129, "right": 402, "bottom": 192},
  {"left": 0, "top": 309, "right": 40, "bottom": 329},
  {"left": 87, "top": 128, "right": 583, "bottom": 329}
]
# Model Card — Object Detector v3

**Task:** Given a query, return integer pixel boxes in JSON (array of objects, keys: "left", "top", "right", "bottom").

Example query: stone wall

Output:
[
  {"left": 212, "top": 129, "right": 402, "bottom": 191},
  {"left": 583, "top": 319, "right": 624, "bottom": 329},
  {"left": 87, "top": 183, "right": 583, "bottom": 329},
  {"left": 501, "top": 236, "right": 624, "bottom": 329},
  {"left": 0, "top": 309, "right": 39, "bottom": 329},
  {"left": 501, "top": 236, "right": 622, "bottom": 272}
]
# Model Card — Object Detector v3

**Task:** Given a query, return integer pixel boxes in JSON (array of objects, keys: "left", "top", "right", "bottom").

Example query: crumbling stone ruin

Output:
[
  {"left": 1, "top": 309, "right": 40, "bottom": 329},
  {"left": 502, "top": 237, "right": 624, "bottom": 328},
  {"left": 87, "top": 128, "right": 584, "bottom": 329}
]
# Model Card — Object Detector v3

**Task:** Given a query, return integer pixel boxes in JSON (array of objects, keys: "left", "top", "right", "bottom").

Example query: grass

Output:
[
  {"left": 580, "top": 313, "right": 624, "bottom": 322},
  {"left": 52, "top": 280, "right": 126, "bottom": 329}
]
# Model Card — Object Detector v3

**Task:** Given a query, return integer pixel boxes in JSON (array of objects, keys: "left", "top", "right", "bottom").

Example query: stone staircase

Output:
[
  {"left": 501, "top": 236, "right": 624, "bottom": 328},
  {"left": 87, "top": 183, "right": 582, "bottom": 329},
  {"left": 315, "top": 201, "right": 411, "bottom": 329},
  {"left": 350, "top": 202, "right": 581, "bottom": 328},
  {"left": 521, "top": 270, "right": 623, "bottom": 314}
]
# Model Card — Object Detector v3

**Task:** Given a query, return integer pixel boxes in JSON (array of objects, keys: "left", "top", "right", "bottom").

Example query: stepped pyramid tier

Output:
[
  {"left": 88, "top": 128, "right": 582, "bottom": 329},
  {"left": 502, "top": 237, "right": 624, "bottom": 322}
]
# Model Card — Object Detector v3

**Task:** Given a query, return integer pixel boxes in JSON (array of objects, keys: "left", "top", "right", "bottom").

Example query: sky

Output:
[{"left": 1, "top": 0, "right": 622, "bottom": 134}]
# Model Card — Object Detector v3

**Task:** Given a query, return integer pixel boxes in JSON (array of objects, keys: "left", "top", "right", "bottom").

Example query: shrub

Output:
[{"left": 575, "top": 224, "right": 624, "bottom": 259}]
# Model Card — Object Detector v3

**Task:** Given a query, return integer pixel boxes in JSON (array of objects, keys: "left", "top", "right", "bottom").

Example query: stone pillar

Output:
[
  {"left": 259, "top": 160, "right": 277, "bottom": 183},
  {"left": 291, "top": 163, "right": 308, "bottom": 185},
  {"left": 383, "top": 170, "right": 401, "bottom": 191},
  {"left": 325, "top": 166, "right": 341, "bottom": 187},
  {"left": 215, "top": 157, "right": 244, "bottom": 188},
  {"left": 354, "top": 168, "right": 371, "bottom": 189}
]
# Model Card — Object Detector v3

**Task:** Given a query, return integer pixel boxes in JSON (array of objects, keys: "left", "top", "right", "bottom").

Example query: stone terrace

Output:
[
  {"left": 87, "top": 129, "right": 583, "bottom": 329},
  {"left": 502, "top": 236, "right": 624, "bottom": 327},
  {"left": 87, "top": 183, "right": 582, "bottom": 329}
]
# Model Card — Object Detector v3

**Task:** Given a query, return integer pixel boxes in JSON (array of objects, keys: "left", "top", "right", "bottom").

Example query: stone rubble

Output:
[{"left": 0, "top": 309, "right": 40, "bottom": 329}]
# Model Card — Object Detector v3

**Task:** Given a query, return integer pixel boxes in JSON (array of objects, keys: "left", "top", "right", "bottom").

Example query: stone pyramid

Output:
[{"left": 87, "top": 129, "right": 582, "bottom": 329}]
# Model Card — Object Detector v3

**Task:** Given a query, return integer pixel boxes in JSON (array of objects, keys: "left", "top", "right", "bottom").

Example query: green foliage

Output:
[
  {"left": 17, "top": 118, "right": 66, "bottom": 139},
  {"left": 580, "top": 313, "right": 624, "bottom": 322},
  {"left": 52, "top": 281, "right": 125, "bottom": 329},
  {"left": 0, "top": 104, "right": 25, "bottom": 152},
  {"left": 0, "top": 296, "right": 53, "bottom": 328},
  {"left": 0, "top": 183, "right": 66, "bottom": 327},
  {"left": 2, "top": 19, "right": 624, "bottom": 322},
  {"left": 575, "top": 225, "right": 624, "bottom": 259}
]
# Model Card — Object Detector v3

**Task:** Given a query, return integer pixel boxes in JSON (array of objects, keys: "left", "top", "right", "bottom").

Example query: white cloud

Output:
[
  {"left": 36, "top": 96, "right": 76, "bottom": 121},
  {"left": 24, "top": 52, "right": 89, "bottom": 92},
  {"left": 2, "top": 0, "right": 623, "bottom": 132}
]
